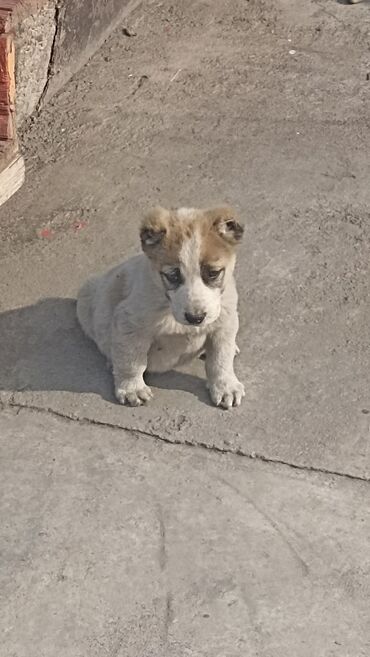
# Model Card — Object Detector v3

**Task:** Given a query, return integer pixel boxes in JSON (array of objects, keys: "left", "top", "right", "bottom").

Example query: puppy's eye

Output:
[
  {"left": 202, "top": 266, "right": 225, "bottom": 286},
  {"left": 207, "top": 269, "right": 222, "bottom": 280},
  {"left": 162, "top": 268, "right": 183, "bottom": 287}
]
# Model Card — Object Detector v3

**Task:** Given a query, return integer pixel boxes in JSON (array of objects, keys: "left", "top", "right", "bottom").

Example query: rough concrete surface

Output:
[{"left": 0, "top": 0, "right": 370, "bottom": 654}]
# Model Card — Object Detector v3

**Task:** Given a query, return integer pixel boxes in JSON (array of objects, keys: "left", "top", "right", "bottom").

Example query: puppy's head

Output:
[{"left": 140, "top": 206, "right": 243, "bottom": 326}]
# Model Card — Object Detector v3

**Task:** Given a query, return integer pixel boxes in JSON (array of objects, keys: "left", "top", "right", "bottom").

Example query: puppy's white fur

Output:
[{"left": 77, "top": 206, "right": 244, "bottom": 409}]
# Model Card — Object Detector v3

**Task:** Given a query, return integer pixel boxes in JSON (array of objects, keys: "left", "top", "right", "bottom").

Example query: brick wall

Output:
[{"left": 0, "top": 2, "right": 18, "bottom": 140}]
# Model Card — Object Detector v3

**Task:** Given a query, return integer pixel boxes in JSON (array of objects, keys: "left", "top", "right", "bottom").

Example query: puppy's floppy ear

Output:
[
  {"left": 207, "top": 206, "right": 244, "bottom": 245},
  {"left": 140, "top": 207, "right": 169, "bottom": 252}
]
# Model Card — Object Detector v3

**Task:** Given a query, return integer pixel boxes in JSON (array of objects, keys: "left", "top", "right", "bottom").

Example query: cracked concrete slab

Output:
[
  {"left": 1, "top": 407, "right": 370, "bottom": 657},
  {"left": 0, "top": 0, "right": 370, "bottom": 479}
]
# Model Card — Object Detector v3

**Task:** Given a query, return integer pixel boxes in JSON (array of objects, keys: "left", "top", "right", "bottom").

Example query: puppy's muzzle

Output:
[{"left": 184, "top": 311, "right": 206, "bottom": 326}]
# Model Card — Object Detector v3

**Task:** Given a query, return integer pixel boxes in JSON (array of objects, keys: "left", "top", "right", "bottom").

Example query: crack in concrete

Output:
[
  {"left": 2, "top": 398, "right": 369, "bottom": 484},
  {"left": 36, "top": 1, "right": 62, "bottom": 112}
]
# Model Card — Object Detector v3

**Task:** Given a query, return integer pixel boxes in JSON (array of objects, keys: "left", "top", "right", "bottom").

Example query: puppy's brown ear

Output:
[
  {"left": 206, "top": 207, "right": 244, "bottom": 245},
  {"left": 140, "top": 207, "right": 169, "bottom": 253}
]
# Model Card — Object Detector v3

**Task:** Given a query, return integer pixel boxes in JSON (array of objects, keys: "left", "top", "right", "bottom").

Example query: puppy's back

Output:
[
  {"left": 76, "top": 256, "right": 144, "bottom": 359},
  {"left": 76, "top": 274, "right": 101, "bottom": 343}
]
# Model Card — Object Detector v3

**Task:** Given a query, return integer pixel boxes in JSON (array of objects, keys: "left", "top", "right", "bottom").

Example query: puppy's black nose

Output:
[{"left": 185, "top": 311, "right": 206, "bottom": 325}]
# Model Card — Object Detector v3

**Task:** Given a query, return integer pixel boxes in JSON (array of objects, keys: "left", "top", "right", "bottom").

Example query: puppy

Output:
[{"left": 76, "top": 206, "right": 245, "bottom": 409}]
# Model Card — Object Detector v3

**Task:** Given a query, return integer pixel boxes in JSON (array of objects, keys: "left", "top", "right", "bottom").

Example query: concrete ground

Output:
[{"left": 0, "top": 0, "right": 370, "bottom": 655}]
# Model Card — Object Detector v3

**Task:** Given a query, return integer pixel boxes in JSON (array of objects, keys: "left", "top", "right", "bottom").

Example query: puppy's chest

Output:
[
  {"left": 148, "top": 331, "right": 206, "bottom": 373},
  {"left": 148, "top": 316, "right": 207, "bottom": 372},
  {"left": 152, "top": 331, "right": 204, "bottom": 353}
]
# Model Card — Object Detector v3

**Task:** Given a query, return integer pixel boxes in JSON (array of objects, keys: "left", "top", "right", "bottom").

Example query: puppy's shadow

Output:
[
  {"left": 0, "top": 297, "right": 208, "bottom": 404},
  {"left": 147, "top": 369, "right": 211, "bottom": 406},
  {"left": 0, "top": 298, "right": 113, "bottom": 400}
]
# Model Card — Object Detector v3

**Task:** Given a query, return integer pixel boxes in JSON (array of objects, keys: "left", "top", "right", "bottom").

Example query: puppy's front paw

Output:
[
  {"left": 115, "top": 378, "right": 153, "bottom": 407},
  {"left": 208, "top": 376, "right": 245, "bottom": 410}
]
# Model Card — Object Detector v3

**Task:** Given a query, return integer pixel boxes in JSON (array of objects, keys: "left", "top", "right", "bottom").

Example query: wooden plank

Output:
[{"left": 0, "top": 150, "right": 24, "bottom": 206}]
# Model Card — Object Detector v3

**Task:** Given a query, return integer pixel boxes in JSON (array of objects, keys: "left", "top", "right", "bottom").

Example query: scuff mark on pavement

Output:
[{"left": 218, "top": 476, "right": 310, "bottom": 575}]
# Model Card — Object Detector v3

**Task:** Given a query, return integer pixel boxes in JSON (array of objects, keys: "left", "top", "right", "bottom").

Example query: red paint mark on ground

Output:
[{"left": 39, "top": 228, "right": 54, "bottom": 239}]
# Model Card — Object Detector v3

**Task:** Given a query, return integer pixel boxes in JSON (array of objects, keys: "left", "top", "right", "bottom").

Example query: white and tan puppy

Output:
[{"left": 77, "top": 206, "right": 245, "bottom": 409}]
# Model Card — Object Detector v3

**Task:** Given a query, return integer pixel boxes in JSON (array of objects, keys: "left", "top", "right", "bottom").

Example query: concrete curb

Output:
[
  {"left": 14, "top": 0, "right": 143, "bottom": 126},
  {"left": 0, "top": 0, "right": 142, "bottom": 207}
]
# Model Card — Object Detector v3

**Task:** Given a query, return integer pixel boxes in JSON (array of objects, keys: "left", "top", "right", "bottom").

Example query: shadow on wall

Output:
[{"left": 0, "top": 298, "right": 209, "bottom": 404}]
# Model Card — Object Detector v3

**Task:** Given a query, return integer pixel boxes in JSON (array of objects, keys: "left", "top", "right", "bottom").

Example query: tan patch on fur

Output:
[
  {"left": 140, "top": 206, "right": 242, "bottom": 268},
  {"left": 199, "top": 209, "right": 236, "bottom": 267},
  {"left": 141, "top": 207, "right": 192, "bottom": 266}
]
